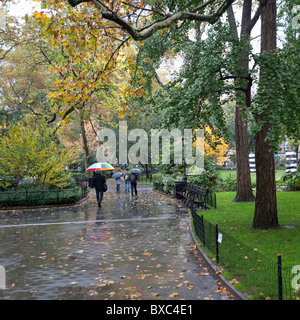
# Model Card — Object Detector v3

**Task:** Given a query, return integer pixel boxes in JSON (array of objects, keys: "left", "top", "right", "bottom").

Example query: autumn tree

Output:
[
  {"left": 1, "top": 1, "right": 135, "bottom": 171},
  {"left": 64, "top": 1, "right": 257, "bottom": 204},
  {"left": 0, "top": 41, "right": 55, "bottom": 123},
  {"left": 0, "top": 118, "right": 78, "bottom": 189},
  {"left": 67, "top": 0, "right": 236, "bottom": 41},
  {"left": 3, "top": 0, "right": 298, "bottom": 230},
  {"left": 204, "top": 126, "right": 229, "bottom": 165},
  {"left": 30, "top": 2, "right": 135, "bottom": 169},
  {"left": 64, "top": 0, "right": 300, "bottom": 231},
  {"left": 0, "top": 9, "right": 55, "bottom": 128}
]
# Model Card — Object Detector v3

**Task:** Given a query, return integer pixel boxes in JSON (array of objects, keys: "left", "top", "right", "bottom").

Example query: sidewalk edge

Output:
[{"left": 188, "top": 213, "right": 247, "bottom": 301}]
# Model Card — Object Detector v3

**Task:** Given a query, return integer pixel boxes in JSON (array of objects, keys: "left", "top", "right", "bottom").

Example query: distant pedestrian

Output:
[
  {"left": 124, "top": 171, "right": 130, "bottom": 192},
  {"left": 93, "top": 169, "right": 106, "bottom": 207},
  {"left": 129, "top": 172, "right": 138, "bottom": 196},
  {"left": 115, "top": 175, "right": 123, "bottom": 192}
]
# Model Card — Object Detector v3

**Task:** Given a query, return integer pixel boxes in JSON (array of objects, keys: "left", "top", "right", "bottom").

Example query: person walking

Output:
[
  {"left": 129, "top": 172, "right": 138, "bottom": 196},
  {"left": 115, "top": 175, "right": 123, "bottom": 192},
  {"left": 93, "top": 169, "right": 106, "bottom": 207},
  {"left": 124, "top": 170, "right": 130, "bottom": 192}
]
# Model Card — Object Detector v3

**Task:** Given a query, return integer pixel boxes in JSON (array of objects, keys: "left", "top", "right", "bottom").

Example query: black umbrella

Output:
[
  {"left": 130, "top": 168, "right": 142, "bottom": 175},
  {"left": 112, "top": 172, "right": 123, "bottom": 179}
]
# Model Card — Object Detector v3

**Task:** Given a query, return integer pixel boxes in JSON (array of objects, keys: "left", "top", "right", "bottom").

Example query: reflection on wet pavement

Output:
[{"left": 0, "top": 188, "right": 233, "bottom": 300}]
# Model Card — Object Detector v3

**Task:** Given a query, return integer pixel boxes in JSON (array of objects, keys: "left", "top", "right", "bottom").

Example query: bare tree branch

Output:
[{"left": 67, "top": 0, "right": 236, "bottom": 41}]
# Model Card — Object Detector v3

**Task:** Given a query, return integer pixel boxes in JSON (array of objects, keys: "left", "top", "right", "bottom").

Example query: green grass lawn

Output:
[
  {"left": 199, "top": 191, "right": 300, "bottom": 267},
  {"left": 195, "top": 191, "right": 299, "bottom": 299},
  {"left": 217, "top": 169, "right": 286, "bottom": 183}
]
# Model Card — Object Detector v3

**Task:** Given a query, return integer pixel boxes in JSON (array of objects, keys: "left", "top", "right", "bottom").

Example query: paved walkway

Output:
[{"left": 0, "top": 181, "right": 234, "bottom": 300}]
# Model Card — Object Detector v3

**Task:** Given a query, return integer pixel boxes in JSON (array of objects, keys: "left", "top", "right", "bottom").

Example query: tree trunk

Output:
[
  {"left": 228, "top": 2, "right": 256, "bottom": 202},
  {"left": 234, "top": 106, "right": 255, "bottom": 201},
  {"left": 252, "top": 0, "right": 279, "bottom": 229},
  {"left": 80, "top": 116, "right": 91, "bottom": 172},
  {"left": 252, "top": 123, "right": 278, "bottom": 228}
]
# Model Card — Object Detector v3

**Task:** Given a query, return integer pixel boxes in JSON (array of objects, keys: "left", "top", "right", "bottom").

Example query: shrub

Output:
[
  {"left": 187, "top": 170, "right": 218, "bottom": 189},
  {"left": 157, "top": 175, "right": 175, "bottom": 194},
  {"left": 282, "top": 167, "right": 300, "bottom": 191}
]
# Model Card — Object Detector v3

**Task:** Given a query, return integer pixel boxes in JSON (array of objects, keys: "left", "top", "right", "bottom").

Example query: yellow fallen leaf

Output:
[
  {"left": 169, "top": 292, "right": 179, "bottom": 297},
  {"left": 229, "top": 278, "right": 239, "bottom": 284},
  {"left": 187, "top": 282, "right": 194, "bottom": 290}
]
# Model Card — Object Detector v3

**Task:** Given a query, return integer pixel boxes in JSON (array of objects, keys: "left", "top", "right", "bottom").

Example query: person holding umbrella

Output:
[
  {"left": 129, "top": 168, "right": 142, "bottom": 197},
  {"left": 124, "top": 170, "right": 130, "bottom": 192},
  {"left": 129, "top": 172, "right": 138, "bottom": 197},
  {"left": 92, "top": 169, "right": 106, "bottom": 207},
  {"left": 112, "top": 169, "right": 123, "bottom": 192}
]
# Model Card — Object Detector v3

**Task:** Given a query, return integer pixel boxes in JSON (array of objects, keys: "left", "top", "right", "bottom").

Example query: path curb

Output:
[{"left": 188, "top": 212, "right": 247, "bottom": 301}]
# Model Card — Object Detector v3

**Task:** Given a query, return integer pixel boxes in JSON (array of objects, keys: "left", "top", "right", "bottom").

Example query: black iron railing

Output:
[
  {"left": 0, "top": 186, "right": 88, "bottom": 207},
  {"left": 190, "top": 206, "right": 299, "bottom": 300}
]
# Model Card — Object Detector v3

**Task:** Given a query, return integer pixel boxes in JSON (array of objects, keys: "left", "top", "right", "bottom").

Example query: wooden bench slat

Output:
[{"left": 175, "top": 183, "right": 211, "bottom": 210}]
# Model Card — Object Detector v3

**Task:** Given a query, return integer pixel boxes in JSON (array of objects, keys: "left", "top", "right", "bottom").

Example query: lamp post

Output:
[{"left": 182, "top": 136, "right": 187, "bottom": 183}]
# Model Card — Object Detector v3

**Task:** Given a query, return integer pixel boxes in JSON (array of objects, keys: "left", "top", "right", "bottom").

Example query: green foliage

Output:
[
  {"left": 282, "top": 166, "right": 300, "bottom": 191},
  {"left": 251, "top": 47, "right": 300, "bottom": 150},
  {"left": 157, "top": 174, "right": 175, "bottom": 194},
  {"left": 128, "top": 4, "right": 300, "bottom": 153},
  {"left": 0, "top": 186, "right": 87, "bottom": 207},
  {"left": 187, "top": 170, "right": 218, "bottom": 190},
  {"left": 215, "top": 175, "right": 237, "bottom": 192}
]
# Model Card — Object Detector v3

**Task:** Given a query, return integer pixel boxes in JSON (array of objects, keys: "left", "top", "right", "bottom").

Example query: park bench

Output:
[{"left": 176, "top": 183, "right": 210, "bottom": 210}]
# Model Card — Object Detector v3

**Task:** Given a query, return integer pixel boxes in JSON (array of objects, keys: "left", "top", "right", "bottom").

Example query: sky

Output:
[
  {"left": 0, "top": 0, "right": 38, "bottom": 23},
  {"left": 5, "top": 0, "right": 38, "bottom": 16}
]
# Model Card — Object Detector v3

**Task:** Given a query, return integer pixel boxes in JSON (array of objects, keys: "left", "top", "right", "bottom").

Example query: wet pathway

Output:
[{"left": 0, "top": 184, "right": 233, "bottom": 300}]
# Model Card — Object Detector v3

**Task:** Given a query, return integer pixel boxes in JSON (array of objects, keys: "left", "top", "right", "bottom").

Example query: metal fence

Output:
[
  {"left": 153, "top": 181, "right": 217, "bottom": 209},
  {"left": 0, "top": 186, "right": 88, "bottom": 207},
  {"left": 191, "top": 206, "right": 299, "bottom": 300}
]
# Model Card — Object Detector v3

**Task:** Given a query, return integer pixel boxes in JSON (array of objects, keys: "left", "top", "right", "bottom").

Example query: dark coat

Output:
[
  {"left": 129, "top": 172, "right": 137, "bottom": 183},
  {"left": 93, "top": 173, "right": 106, "bottom": 191}
]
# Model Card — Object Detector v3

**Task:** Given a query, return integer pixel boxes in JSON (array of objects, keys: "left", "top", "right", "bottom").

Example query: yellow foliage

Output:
[
  {"left": 31, "top": 0, "right": 135, "bottom": 123},
  {"left": 0, "top": 120, "right": 78, "bottom": 189},
  {"left": 193, "top": 126, "right": 229, "bottom": 166}
]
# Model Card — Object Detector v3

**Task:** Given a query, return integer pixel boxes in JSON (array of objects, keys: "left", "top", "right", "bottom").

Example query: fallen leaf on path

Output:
[{"left": 169, "top": 292, "right": 179, "bottom": 297}]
